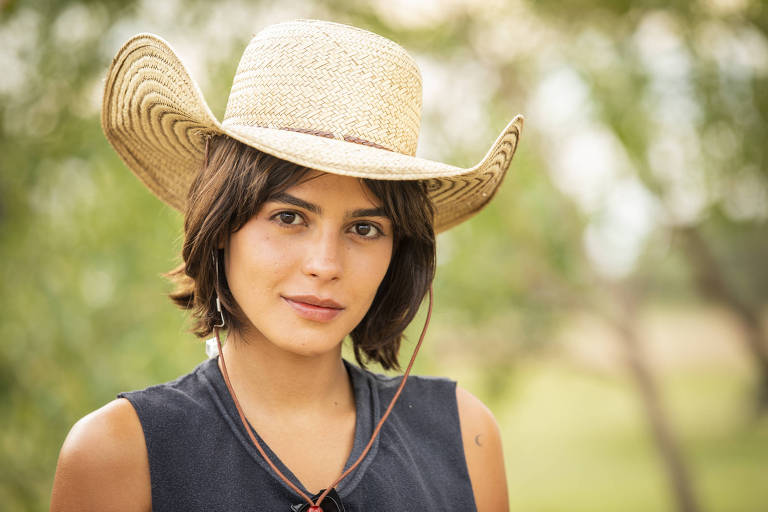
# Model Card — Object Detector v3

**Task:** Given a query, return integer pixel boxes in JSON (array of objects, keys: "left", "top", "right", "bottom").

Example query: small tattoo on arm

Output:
[{"left": 474, "top": 434, "right": 484, "bottom": 447}]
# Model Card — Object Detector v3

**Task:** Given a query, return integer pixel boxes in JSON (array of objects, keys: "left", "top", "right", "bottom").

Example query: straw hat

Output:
[{"left": 101, "top": 19, "right": 523, "bottom": 232}]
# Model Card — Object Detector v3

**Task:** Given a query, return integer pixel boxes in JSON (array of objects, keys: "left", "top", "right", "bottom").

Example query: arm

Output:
[
  {"left": 456, "top": 385, "right": 509, "bottom": 512},
  {"left": 50, "top": 398, "right": 151, "bottom": 512}
]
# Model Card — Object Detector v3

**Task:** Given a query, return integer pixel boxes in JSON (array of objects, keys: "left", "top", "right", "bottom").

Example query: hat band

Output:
[{"left": 263, "top": 125, "right": 394, "bottom": 152}]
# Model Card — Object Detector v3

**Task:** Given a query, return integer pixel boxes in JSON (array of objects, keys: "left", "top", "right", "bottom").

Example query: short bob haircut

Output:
[{"left": 167, "top": 135, "right": 436, "bottom": 370}]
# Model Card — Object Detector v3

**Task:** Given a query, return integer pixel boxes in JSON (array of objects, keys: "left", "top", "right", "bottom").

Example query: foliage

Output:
[{"left": 1, "top": 0, "right": 766, "bottom": 509}]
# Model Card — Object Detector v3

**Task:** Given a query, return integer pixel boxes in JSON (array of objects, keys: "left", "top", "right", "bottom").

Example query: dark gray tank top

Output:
[{"left": 118, "top": 357, "right": 477, "bottom": 511}]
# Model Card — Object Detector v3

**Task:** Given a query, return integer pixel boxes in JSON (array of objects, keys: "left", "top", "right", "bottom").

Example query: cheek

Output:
[
  {"left": 245, "top": 230, "right": 294, "bottom": 265},
  {"left": 256, "top": 235, "right": 292, "bottom": 274},
  {"left": 375, "top": 248, "right": 394, "bottom": 283},
  {"left": 351, "top": 244, "right": 393, "bottom": 298},
  {"left": 227, "top": 231, "right": 294, "bottom": 298}
]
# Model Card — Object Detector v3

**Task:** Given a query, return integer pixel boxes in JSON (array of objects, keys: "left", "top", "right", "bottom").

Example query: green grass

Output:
[{"left": 478, "top": 361, "right": 768, "bottom": 512}]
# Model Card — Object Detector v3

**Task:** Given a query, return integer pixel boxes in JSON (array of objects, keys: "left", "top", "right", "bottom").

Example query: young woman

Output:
[{"left": 51, "top": 20, "right": 523, "bottom": 512}]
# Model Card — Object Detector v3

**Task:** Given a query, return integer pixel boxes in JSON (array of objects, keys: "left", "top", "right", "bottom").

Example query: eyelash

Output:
[{"left": 270, "top": 210, "right": 385, "bottom": 239}]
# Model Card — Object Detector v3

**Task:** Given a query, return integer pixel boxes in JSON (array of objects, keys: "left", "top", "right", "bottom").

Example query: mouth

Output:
[{"left": 281, "top": 295, "right": 345, "bottom": 323}]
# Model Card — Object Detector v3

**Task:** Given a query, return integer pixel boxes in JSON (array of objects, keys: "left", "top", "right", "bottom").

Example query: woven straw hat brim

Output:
[{"left": 102, "top": 32, "right": 523, "bottom": 233}]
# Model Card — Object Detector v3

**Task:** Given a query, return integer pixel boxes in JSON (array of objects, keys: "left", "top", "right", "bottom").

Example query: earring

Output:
[
  {"left": 212, "top": 251, "right": 226, "bottom": 328},
  {"left": 206, "top": 251, "right": 226, "bottom": 358}
]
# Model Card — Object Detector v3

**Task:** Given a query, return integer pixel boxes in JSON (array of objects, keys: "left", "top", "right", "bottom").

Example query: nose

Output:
[{"left": 301, "top": 227, "right": 343, "bottom": 281}]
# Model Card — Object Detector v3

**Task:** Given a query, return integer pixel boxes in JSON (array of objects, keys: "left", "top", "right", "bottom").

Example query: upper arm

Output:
[
  {"left": 50, "top": 398, "right": 151, "bottom": 512},
  {"left": 456, "top": 385, "right": 509, "bottom": 512}
]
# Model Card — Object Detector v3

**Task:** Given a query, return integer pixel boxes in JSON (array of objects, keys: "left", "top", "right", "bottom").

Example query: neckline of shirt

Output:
[{"left": 198, "top": 356, "right": 382, "bottom": 498}]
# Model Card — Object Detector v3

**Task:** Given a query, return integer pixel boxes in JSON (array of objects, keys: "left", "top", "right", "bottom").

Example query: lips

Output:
[
  {"left": 282, "top": 294, "right": 345, "bottom": 322},
  {"left": 284, "top": 295, "right": 343, "bottom": 309}
]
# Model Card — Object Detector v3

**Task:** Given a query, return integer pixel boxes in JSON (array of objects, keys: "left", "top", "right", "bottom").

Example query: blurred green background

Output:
[{"left": 2, "top": 0, "right": 767, "bottom": 510}]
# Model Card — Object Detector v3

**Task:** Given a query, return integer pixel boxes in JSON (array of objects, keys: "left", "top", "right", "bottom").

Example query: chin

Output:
[
  {"left": 278, "top": 340, "right": 343, "bottom": 359},
  {"left": 239, "top": 310, "right": 356, "bottom": 358},
  {"left": 269, "top": 326, "right": 347, "bottom": 358}
]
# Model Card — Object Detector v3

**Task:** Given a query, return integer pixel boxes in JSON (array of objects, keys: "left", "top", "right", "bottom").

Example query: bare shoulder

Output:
[
  {"left": 50, "top": 398, "right": 151, "bottom": 512},
  {"left": 455, "top": 386, "right": 509, "bottom": 512}
]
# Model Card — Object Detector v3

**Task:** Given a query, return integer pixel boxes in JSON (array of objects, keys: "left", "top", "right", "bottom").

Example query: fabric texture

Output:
[{"left": 118, "top": 357, "right": 477, "bottom": 511}]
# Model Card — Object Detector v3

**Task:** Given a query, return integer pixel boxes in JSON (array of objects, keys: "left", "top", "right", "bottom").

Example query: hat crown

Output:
[{"left": 223, "top": 20, "right": 422, "bottom": 156}]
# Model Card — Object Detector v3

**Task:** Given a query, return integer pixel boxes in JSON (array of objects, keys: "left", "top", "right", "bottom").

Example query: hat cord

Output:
[{"left": 215, "top": 285, "right": 434, "bottom": 509}]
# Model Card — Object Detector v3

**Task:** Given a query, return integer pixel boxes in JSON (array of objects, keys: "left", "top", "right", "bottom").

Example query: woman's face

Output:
[{"left": 224, "top": 171, "right": 394, "bottom": 357}]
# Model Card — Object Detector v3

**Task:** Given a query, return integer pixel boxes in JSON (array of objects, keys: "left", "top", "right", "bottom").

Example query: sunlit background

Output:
[{"left": 2, "top": 0, "right": 767, "bottom": 510}]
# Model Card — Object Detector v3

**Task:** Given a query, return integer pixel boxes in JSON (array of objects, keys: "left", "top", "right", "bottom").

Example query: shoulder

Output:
[
  {"left": 119, "top": 360, "right": 215, "bottom": 427},
  {"left": 455, "top": 386, "right": 509, "bottom": 512},
  {"left": 50, "top": 398, "right": 151, "bottom": 512},
  {"left": 361, "top": 364, "right": 455, "bottom": 402}
]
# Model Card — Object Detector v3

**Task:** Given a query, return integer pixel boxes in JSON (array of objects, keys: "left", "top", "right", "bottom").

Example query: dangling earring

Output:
[
  {"left": 212, "top": 251, "right": 226, "bottom": 329},
  {"left": 206, "top": 251, "right": 226, "bottom": 358}
]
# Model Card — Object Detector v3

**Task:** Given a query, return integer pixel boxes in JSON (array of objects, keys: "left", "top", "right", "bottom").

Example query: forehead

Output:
[{"left": 284, "top": 171, "right": 382, "bottom": 207}]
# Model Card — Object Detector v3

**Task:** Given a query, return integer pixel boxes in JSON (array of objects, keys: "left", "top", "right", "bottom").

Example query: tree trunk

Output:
[
  {"left": 677, "top": 226, "right": 768, "bottom": 412},
  {"left": 598, "top": 284, "right": 702, "bottom": 512}
]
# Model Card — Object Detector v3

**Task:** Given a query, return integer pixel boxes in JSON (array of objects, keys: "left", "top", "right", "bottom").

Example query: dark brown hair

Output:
[{"left": 167, "top": 134, "right": 435, "bottom": 370}]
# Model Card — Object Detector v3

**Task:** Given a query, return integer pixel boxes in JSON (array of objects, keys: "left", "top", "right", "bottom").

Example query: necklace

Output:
[{"left": 216, "top": 286, "right": 434, "bottom": 510}]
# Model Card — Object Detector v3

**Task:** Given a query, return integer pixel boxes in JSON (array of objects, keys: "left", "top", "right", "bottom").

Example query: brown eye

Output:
[
  {"left": 353, "top": 222, "right": 380, "bottom": 238},
  {"left": 278, "top": 211, "right": 299, "bottom": 225}
]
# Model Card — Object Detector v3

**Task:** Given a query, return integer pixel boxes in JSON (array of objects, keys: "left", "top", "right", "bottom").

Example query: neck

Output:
[{"left": 217, "top": 328, "right": 354, "bottom": 418}]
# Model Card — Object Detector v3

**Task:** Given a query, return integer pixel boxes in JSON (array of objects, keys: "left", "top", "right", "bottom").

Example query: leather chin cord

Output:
[{"left": 216, "top": 286, "right": 434, "bottom": 510}]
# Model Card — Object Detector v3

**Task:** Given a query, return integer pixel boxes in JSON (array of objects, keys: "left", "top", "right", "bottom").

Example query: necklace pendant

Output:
[{"left": 290, "top": 488, "right": 345, "bottom": 512}]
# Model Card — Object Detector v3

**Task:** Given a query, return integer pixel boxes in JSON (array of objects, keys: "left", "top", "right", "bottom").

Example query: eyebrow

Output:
[{"left": 270, "top": 193, "right": 389, "bottom": 219}]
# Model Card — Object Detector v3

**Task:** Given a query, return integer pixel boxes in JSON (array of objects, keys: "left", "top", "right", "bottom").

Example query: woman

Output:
[{"left": 51, "top": 20, "right": 523, "bottom": 511}]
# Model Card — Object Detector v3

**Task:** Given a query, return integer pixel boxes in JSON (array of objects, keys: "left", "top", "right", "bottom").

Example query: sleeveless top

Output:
[{"left": 118, "top": 357, "right": 477, "bottom": 511}]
